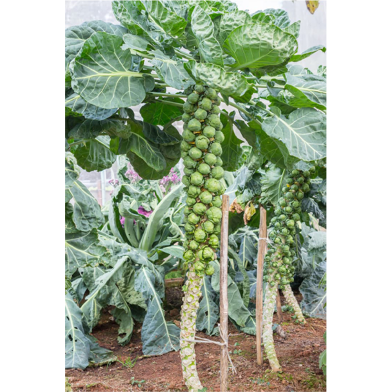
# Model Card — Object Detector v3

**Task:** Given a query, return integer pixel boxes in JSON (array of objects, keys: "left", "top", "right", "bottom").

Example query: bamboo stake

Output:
[
  {"left": 276, "top": 289, "right": 283, "bottom": 324},
  {"left": 256, "top": 207, "right": 267, "bottom": 366},
  {"left": 220, "top": 195, "right": 230, "bottom": 391}
]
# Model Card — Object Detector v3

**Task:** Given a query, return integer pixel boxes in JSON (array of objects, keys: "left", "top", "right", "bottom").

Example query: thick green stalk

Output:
[
  {"left": 282, "top": 284, "right": 306, "bottom": 324},
  {"left": 262, "top": 283, "right": 282, "bottom": 372},
  {"left": 180, "top": 265, "right": 203, "bottom": 391}
]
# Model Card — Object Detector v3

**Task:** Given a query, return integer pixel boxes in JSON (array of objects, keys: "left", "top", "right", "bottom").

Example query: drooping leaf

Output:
[
  {"left": 223, "top": 22, "right": 298, "bottom": 69},
  {"left": 87, "top": 336, "right": 117, "bottom": 366},
  {"left": 140, "top": 98, "right": 183, "bottom": 126},
  {"left": 73, "top": 136, "right": 117, "bottom": 172},
  {"left": 121, "top": 33, "right": 152, "bottom": 52},
  {"left": 261, "top": 108, "right": 326, "bottom": 162},
  {"left": 196, "top": 276, "right": 219, "bottom": 335},
  {"left": 290, "top": 45, "right": 326, "bottom": 62},
  {"left": 184, "top": 61, "right": 255, "bottom": 103},
  {"left": 263, "top": 8, "right": 291, "bottom": 29},
  {"left": 191, "top": 5, "right": 223, "bottom": 65},
  {"left": 284, "top": 21, "right": 301, "bottom": 39},
  {"left": 136, "top": 267, "right": 180, "bottom": 355},
  {"left": 160, "top": 245, "right": 184, "bottom": 259},
  {"left": 217, "top": 10, "right": 251, "bottom": 44},
  {"left": 111, "top": 308, "right": 134, "bottom": 345},
  {"left": 71, "top": 32, "right": 146, "bottom": 109},
  {"left": 260, "top": 165, "right": 288, "bottom": 206},
  {"left": 142, "top": 122, "right": 182, "bottom": 145},
  {"left": 220, "top": 112, "right": 243, "bottom": 171}
]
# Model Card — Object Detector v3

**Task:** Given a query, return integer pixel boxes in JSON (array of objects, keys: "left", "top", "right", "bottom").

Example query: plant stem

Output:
[
  {"left": 174, "top": 48, "right": 194, "bottom": 61},
  {"left": 282, "top": 284, "right": 306, "bottom": 324},
  {"left": 149, "top": 92, "right": 188, "bottom": 98},
  {"left": 228, "top": 101, "right": 264, "bottom": 128},
  {"left": 68, "top": 140, "right": 86, "bottom": 147},
  {"left": 156, "top": 99, "right": 184, "bottom": 107}
]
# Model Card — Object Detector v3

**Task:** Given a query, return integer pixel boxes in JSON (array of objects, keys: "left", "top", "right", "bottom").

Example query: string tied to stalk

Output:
[{"left": 180, "top": 323, "right": 237, "bottom": 374}]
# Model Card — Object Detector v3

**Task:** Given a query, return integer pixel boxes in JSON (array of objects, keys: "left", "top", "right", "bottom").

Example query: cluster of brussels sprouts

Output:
[
  {"left": 263, "top": 167, "right": 315, "bottom": 286},
  {"left": 181, "top": 85, "right": 225, "bottom": 278}
]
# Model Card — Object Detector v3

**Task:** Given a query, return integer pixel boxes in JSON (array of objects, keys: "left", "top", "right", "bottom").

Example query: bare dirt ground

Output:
[{"left": 66, "top": 292, "right": 326, "bottom": 392}]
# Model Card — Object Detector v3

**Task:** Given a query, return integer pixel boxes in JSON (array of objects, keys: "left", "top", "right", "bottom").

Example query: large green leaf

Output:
[
  {"left": 65, "top": 20, "right": 127, "bottom": 67},
  {"left": 143, "top": 122, "right": 182, "bottom": 145},
  {"left": 223, "top": 22, "right": 298, "bottom": 70},
  {"left": 263, "top": 8, "right": 290, "bottom": 28},
  {"left": 284, "top": 74, "right": 326, "bottom": 110},
  {"left": 138, "top": 184, "right": 184, "bottom": 251},
  {"left": 151, "top": 50, "right": 194, "bottom": 90},
  {"left": 74, "top": 136, "right": 117, "bottom": 172},
  {"left": 67, "top": 180, "right": 105, "bottom": 232},
  {"left": 65, "top": 90, "right": 117, "bottom": 121},
  {"left": 217, "top": 10, "right": 251, "bottom": 44},
  {"left": 184, "top": 61, "right": 255, "bottom": 103},
  {"left": 196, "top": 276, "right": 219, "bottom": 335},
  {"left": 71, "top": 32, "right": 146, "bottom": 109},
  {"left": 65, "top": 230, "right": 106, "bottom": 276},
  {"left": 260, "top": 164, "right": 288, "bottom": 206},
  {"left": 65, "top": 293, "right": 91, "bottom": 369},
  {"left": 140, "top": 98, "right": 183, "bottom": 126},
  {"left": 143, "top": 0, "right": 187, "bottom": 37},
  {"left": 262, "top": 108, "right": 326, "bottom": 162},
  {"left": 191, "top": 5, "right": 223, "bottom": 65},
  {"left": 135, "top": 267, "right": 180, "bottom": 355}
]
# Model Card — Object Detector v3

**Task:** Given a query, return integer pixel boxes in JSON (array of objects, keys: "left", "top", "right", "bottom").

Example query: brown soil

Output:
[{"left": 66, "top": 292, "right": 326, "bottom": 392}]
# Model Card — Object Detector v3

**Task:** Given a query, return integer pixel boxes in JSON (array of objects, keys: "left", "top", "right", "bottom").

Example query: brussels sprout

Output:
[
  {"left": 291, "top": 184, "right": 298, "bottom": 191},
  {"left": 184, "top": 206, "right": 191, "bottom": 215},
  {"left": 303, "top": 170, "right": 310, "bottom": 177},
  {"left": 292, "top": 170, "right": 299, "bottom": 176},
  {"left": 292, "top": 213, "right": 301, "bottom": 221},
  {"left": 193, "top": 202, "right": 207, "bottom": 215},
  {"left": 207, "top": 114, "right": 221, "bottom": 129},
  {"left": 202, "top": 246, "right": 215, "bottom": 261},
  {"left": 283, "top": 257, "right": 290, "bottom": 265},
  {"left": 205, "top": 87, "right": 217, "bottom": 100},
  {"left": 181, "top": 151, "right": 188, "bottom": 159},
  {"left": 188, "top": 147, "right": 203, "bottom": 160},
  {"left": 184, "top": 222, "right": 195, "bottom": 233},
  {"left": 274, "top": 237, "right": 281, "bottom": 244},
  {"left": 291, "top": 201, "right": 300, "bottom": 208},
  {"left": 194, "top": 261, "right": 205, "bottom": 271},
  {"left": 286, "top": 219, "right": 295, "bottom": 228},
  {"left": 279, "top": 198, "right": 287, "bottom": 207},
  {"left": 182, "top": 176, "right": 190, "bottom": 187},
  {"left": 278, "top": 266, "right": 286, "bottom": 274},
  {"left": 275, "top": 207, "right": 282, "bottom": 215},
  {"left": 297, "top": 176, "right": 305, "bottom": 184},
  {"left": 290, "top": 249, "right": 296, "bottom": 256},
  {"left": 211, "top": 197, "right": 222, "bottom": 208},
  {"left": 188, "top": 92, "right": 199, "bottom": 104},
  {"left": 209, "top": 142, "right": 222, "bottom": 156},
  {"left": 217, "top": 122, "right": 224, "bottom": 131},
  {"left": 302, "top": 183, "right": 310, "bottom": 192},
  {"left": 189, "top": 240, "right": 199, "bottom": 250},
  {"left": 198, "top": 163, "right": 211, "bottom": 175},
  {"left": 204, "top": 152, "right": 217, "bottom": 166},
  {"left": 281, "top": 228, "right": 289, "bottom": 235},
  {"left": 199, "top": 190, "right": 213, "bottom": 204},
  {"left": 183, "top": 101, "right": 196, "bottom": 114},
  {"left": 279, "top": 214, "right": 286, "bottom": 221},
  {"left": 203, "top": 126, "right": 216, "bottom": 138},
  {"left": 194, "top": 108, "right": 207, "bottom": 120},
  {"left": 206, "top": 206, "right": 222, "bottom": 224},
  {"left": 211, "top": 166, "right": 224, "bottom": 180},
  {"left": 191, "top": 172, "right": 204, "bottom": 186},
  {"left": 215, "top": 157, "right": 223, "bottom": 166},
  {"left": 183, "top": 129, "right": 196, "bottom": 142},
  {"left": 213, "top": 223, "right": 221, "bottom": 234},
  {"left": 286, "top": 178, "right": 294, "bottom": 185},
  {"left": 285, "top": 192, "right": 294, "bottom": 200},
  {"left": 199, "top": 97, "right": 212, "bottom": 111},
  {"left": 212, "top": 130, "right": 224, "bottom": 143},
  {"left": 184, "top": 250, "right": 196, "bottom": 261},
  {"left": 184, "top": 167, "right": 194, "bottom": 176},
  {"left": 182, "top": 113, "right": 192, "bottom": 123},
  {"left": 202, "top": 220, "right": 215, "bottom": 233},
  {"left": 181, "top": 140, "right": 191, "bottom": 152},
  {"left": 205, "top": 264, "right": 215, "bottom": 275},
  {"left": 194, "top": 228, "right": 207, "bottom": 243},
  {"left": 285, "top": 206, "right": 292, "bottom": 213},
  {"left": 309, "top": 166, "right": 316, "bottom": 173},
  {"left": 211, "top": 105, "right": 220, "bottom": 115},
  {"left": 184, "top": 155, "right": 197, "bottom": 168},
  {"left": 209, "top": 234, "right": 219, "bottom": 248},
  {"left": 274, "top": 222, "right": 281, "bottom": 229},
  {"left": 195, "top": 135, "right": 209, "bottom": 150},
  {"left": 188, "top": 118, "right": 202, "bottom": 132},
  {"left": 205, "top": 178, "right": 221, "bottom": 193},
  {"left": 186, "top": 232, "right": 194, "bottom": 239},
  {"left": 297, "top": 191, "right": 304, "bottom": 200},
  {"left": 195, "top": 84, "right": 205, "bottom": 94},
  {"left": 188, "top": 213, "right": 200, "bottom": 225},
  {"left": 186, "top": 197, "right": 196, "bottom": 206}
]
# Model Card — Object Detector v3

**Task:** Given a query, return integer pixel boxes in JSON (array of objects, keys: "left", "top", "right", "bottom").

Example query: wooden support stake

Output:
[
  {"left": 220, "top": 195, "right": 229, "bottom": 392},
  {"left": 276, "top": 289, "right": 283, "bottom": 324},
  {"left": 256, "top": 206, "right": 267, "bottom": 366}
]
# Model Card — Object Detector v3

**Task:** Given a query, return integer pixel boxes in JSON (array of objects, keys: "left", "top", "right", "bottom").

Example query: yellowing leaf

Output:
[
  {"left": 243, "top": 202, "right": 256, "bottom": 225},
  {"left": 306, "top": 1, "right": 319, "bottom": 14}
]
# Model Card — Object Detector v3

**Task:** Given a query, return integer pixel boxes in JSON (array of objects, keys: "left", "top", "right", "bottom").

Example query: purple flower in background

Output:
[
  {"left": 120, "top": 216, "right": 125, "bottom": 226},
  {"left": 159, "top": 168, "right": 181, "bottom": 194},
  {"left": 138, "top": 206, "right": 153, "bottom": 217},
  {"left": 125, "top": 163, "right": 142, "bottom": 183}
]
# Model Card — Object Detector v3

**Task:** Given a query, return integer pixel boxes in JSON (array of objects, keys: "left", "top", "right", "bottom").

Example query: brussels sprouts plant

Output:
[{"left": 65, "top": 0, "right": 326, "bottom": 386}]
